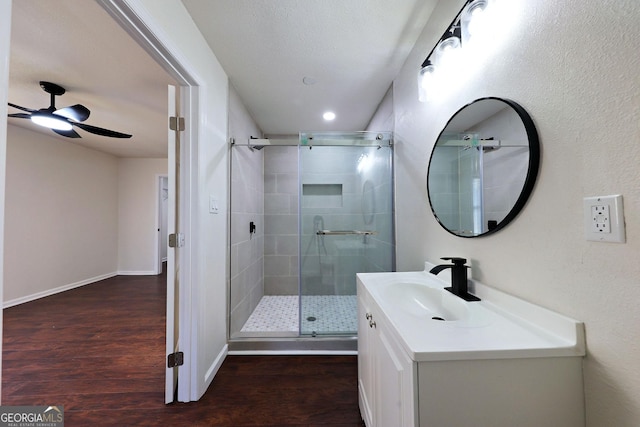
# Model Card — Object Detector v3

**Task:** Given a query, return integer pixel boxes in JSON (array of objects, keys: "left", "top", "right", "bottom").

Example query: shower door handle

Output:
[{"left": 316, "top": 230, "right": 378, "bottom": 236}]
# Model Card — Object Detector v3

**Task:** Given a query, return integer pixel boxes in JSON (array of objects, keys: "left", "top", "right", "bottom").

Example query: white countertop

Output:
[{"left": 357, "top": 266, "right": 586, "bottom": 362}]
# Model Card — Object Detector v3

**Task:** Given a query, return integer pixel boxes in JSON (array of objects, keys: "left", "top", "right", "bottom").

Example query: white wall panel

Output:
[{"left": 391, "top": 0, "right": 640, "bottom": 424}]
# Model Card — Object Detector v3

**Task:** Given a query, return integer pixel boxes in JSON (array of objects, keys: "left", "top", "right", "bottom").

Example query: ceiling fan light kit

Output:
[
  {"left": 30, "top": 112, "right": 73, "bottom": 131},
  {"left": 7, "top": 81, "right": 132, "bottom": 139}
]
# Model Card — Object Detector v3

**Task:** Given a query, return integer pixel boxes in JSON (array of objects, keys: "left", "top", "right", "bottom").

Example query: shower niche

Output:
[{"left": 229, "top": 132, "right": 395, "bottom": 342}]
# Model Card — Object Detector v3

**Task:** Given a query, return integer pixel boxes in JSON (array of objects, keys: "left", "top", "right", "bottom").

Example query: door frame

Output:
[{"left": 96, "top": 0, "right": 199, "bottom": 402}]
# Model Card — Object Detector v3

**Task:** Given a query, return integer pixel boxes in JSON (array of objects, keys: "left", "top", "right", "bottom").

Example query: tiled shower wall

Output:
[
  {"left": 264, "top": 146, "right": 299, "bottom": 295},
  {"left": 228, "top": 85, "right": 264, "bottom": 335}
]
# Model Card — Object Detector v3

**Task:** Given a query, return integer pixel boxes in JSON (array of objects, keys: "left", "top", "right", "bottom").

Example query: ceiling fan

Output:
[{"left": 7, "top": 81, "right": 132, "bottom": 139}]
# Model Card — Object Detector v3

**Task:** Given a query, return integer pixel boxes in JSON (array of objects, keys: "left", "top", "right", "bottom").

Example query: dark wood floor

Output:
[{"left": 2, "top": 270, "right": 364, "bottom": 426}]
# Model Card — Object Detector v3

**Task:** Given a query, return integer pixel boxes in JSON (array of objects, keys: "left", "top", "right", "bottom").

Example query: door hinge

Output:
[
  {"left": 168, "top": 233, "right": 185, "bottom": 248},
  {"left": 169, "top": 116, "right": 185, "bottom": 131},
  {"left": 167, "top": 351, "right": 184, "bottom": 368}
]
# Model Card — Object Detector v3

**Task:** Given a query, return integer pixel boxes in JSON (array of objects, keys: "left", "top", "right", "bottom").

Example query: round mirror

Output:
[{"left": 427, "top": 97, "right": 540, "bottom": 237}]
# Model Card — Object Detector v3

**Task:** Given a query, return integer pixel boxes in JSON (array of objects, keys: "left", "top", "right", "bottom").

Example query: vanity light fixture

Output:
[{"left": 418, "top": 0, "right": 495, "bottom": 102}]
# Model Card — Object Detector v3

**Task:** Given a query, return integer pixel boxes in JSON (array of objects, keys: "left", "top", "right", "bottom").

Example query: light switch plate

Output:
[
  {"left": 583, "top": 195, "right": 625, "bottom": 243},
  {"left": 209, "top": 196, "right": 219, "bottom": 214}
]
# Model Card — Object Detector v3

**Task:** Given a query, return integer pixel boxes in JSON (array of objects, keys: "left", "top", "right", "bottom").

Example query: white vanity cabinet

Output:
[
  {"left": 358, "top": 287, "right": 416, "bottom": 427},
  {"left": 357, "top": 269, "right": 586, "bottom": 427}
]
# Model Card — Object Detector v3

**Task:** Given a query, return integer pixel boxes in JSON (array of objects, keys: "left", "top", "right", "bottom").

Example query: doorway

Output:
[
  {"left": 156, "top": 175, "right": 169, "bottom": 275},
  {"left": 2, "top": 2, "right": 189, "bottom": 400}
]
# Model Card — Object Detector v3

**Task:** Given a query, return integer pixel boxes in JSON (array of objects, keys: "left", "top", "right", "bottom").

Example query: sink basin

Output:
[
  {"left": 382, "top": 282, "right": 468, "bottom": 321},
  {"left": 357, "top": 268, "right": 586, "bottom": 362}
]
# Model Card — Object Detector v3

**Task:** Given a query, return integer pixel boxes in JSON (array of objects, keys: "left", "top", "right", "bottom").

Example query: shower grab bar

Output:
[{"left": 316, "top": 230, "right": 378, "bottom": 236}]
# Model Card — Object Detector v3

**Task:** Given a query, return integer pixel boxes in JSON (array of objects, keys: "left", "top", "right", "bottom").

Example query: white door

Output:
[{"left": 165, "top": 84, "right": 179, "bottom": 403}]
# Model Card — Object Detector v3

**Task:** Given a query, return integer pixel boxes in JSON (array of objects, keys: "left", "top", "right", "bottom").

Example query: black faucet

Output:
[{"left": 429, "top": 257, "right": 480, "bottom": 302}]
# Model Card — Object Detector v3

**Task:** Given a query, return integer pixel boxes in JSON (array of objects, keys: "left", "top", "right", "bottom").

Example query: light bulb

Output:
[
  {"left": 433, "top": 36, "right": 461, "bottom": 68},
  {"left": 461, "top": 0, "right": 492, "bottom": 45},
  {"left": 323, "top": 111, "right": 336, "bottom": 121},
  {"left": 30, "top": 113, "right": 73, "bottom": 131},
  {"left": 418, "top": 64, "right": 437, "bottom": 102}
]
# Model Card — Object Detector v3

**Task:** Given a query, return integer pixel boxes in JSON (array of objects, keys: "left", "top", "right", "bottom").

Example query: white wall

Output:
[
  {"left": 0, "top": 0, "right": 13, "bottom": 402},
  {"left": 3, "top": 126, "right": 168, "bottom": 305},
  {"left": 117, "top": 158, "right": 168, "bottom": 274},
  {"left": 392, "top": 0, "right": 640, "bottom": 425},
  {"left": 366, "top": 86, "right": 394, "bottom": 132},
  {"left": 4, "top": 125, "right": 119, "bottom": 305}
]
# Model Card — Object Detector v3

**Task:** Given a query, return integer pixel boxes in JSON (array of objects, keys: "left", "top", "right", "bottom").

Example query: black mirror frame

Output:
[{"left": 427, "top": 97, "right": 540, "bottom": 238}]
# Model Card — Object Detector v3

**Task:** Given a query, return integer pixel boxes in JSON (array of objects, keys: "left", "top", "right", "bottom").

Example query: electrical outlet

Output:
[
  {"left": 583, "top": 195, "right": 625, "bottom": 243},
  {"left": 590, "top": 205, "right": 610, "bottom": 233}
]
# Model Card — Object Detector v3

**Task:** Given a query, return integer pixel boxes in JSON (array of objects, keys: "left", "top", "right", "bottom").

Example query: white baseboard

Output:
[
  {"left": 200, "top": 344, "right": 228, "bottom": 400},
  {"left": 227, "top": 350, "right": 358, "bottom": 356},
  {"left": 3, "top": 272, "right": 119, "bottom": 309},
  {"left": 117, "top": 270, "right": 157, "bottom": 276}
]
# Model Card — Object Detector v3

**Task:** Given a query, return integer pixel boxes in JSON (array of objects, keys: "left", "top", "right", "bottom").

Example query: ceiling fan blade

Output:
[
  {"left": 8, "top": 102, "right": 36, "bottom": 113},
  {"left": 8, "top": 113, "right": 31, "bottom": 119},
  {"left": 52, "top": 128, "right": 81, "bottom": 138},
  {"left": 54, "top": 104, "right": 91, "bottom": 122},
  {"left": 73, "top": 122, "right": 132, "bottom": 139}
]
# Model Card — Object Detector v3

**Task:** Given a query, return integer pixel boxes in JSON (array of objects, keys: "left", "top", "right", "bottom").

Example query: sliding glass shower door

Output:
[
  {"left": 428, "top": 133, "right": 484, "bottom": 236},
  {"left": 298, "top": 132, "right": 395, "bottom": 336}
]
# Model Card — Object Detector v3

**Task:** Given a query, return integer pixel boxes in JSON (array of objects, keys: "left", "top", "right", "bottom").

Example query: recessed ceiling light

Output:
[
  {"left": 302, "top": 76, "right": 317, "bottom": 85},
  {"left": 323, "top": 111, "right": 336, "bottom": 121}
]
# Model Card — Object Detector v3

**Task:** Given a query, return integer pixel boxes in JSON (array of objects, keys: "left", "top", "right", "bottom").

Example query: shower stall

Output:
[{"left": 229, "top": 132, "right": 395, "bottom": 347}]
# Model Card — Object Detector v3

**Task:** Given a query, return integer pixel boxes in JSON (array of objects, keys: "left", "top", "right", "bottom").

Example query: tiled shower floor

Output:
[{"left": 240, "top": 295, "right": 357, "bottom": 336}]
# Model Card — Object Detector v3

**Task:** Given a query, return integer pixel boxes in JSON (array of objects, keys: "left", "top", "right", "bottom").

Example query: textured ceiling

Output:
[
  {"left": 182, "top": 0, "right": 438, "bottom": 135},
  {"left": 8, "top": 0, "right": 175, "bottom": 158}
]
